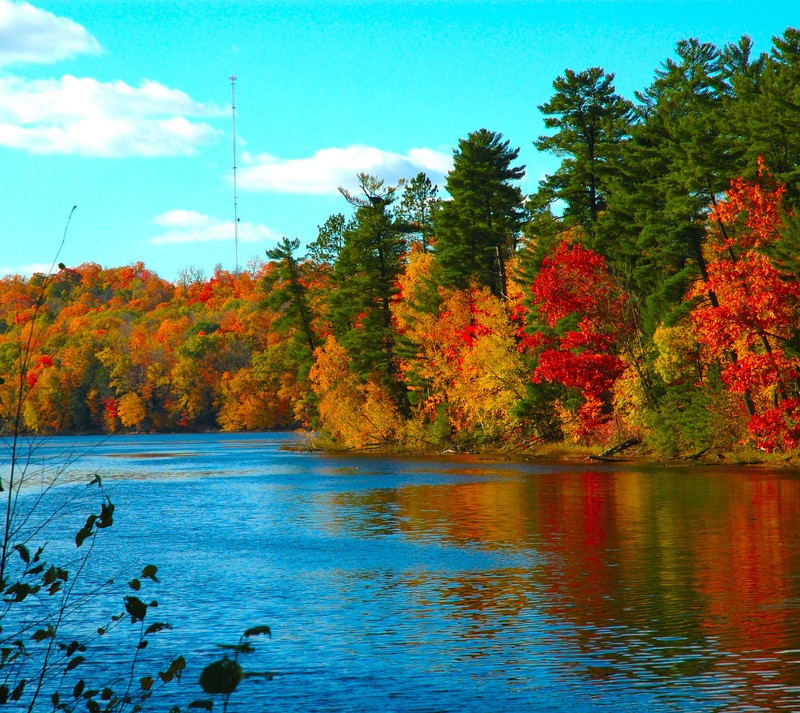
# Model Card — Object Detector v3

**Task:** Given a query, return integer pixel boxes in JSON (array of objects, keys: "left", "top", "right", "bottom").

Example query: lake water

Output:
[{"left": 6, "top": 432, "right": 800, "bottom": 711}]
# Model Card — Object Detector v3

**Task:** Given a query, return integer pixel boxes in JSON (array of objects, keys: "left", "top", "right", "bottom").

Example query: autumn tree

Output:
[
  {"left": 524, "top": 241, "right": 644, "bottom": 444},
  {"left": 689, "top": 167, "right": 800, "bottom": 450}
]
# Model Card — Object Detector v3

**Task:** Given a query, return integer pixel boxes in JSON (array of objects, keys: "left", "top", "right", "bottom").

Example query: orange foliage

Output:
[{"left": 310, "top": 336, "right": 403, "bottom": 448}]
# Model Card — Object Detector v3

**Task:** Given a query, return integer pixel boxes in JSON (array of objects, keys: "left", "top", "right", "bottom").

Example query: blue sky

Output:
[{"left": 0, "top": 0, "right": 797, "bottom": 281}]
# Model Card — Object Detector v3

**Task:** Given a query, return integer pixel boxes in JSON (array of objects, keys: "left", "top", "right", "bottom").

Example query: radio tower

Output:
[{"left": 229, "top": 74, "right": 239, "bottom": 272}]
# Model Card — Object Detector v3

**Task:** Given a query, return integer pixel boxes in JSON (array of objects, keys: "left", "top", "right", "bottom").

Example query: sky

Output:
[{"left": 0, "top": 0, "right": 797, "bottom": 282}]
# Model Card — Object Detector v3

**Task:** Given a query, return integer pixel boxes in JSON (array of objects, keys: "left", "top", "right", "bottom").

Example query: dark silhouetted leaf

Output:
[
  {"left": 66, "top": 656, "right": 85, "bottom": 671},
  {"left": 5, "top": 583, "right": 39, "bottom": 602},
  {"left": 31, "top": 626, "right": 54, "bottom": 642},
  {"left": 189, "top": 700, "right": 214, "bottom": 710},
  {"left": 97, "top": 500, "right": 114, "bottom": 528},
  {"left": 125, "top": 596, "right": 147, "bottom": 622},
  {"left": 141, "top": 564, "right": 159, "bottom": 582},
  {"left": 65, "top": 640, "right": 83, "bottom": 657},
  {"left": 244, "top": 625, "right": 271, "bottom": 638},
  {"left": 199, "top": 657, "right": 243, "bottom": 695},
  {"left": 10, "top": 680, "right": 26, "bottom": 701},
  {"left": 144, "top": 622, "right": 172, "bottom": 636},
  {"left": 75, "top": 527, "right": 92, "bottom": 548},
  {"left": 73, "top": 679, "right": 85, "bottom": 699}
]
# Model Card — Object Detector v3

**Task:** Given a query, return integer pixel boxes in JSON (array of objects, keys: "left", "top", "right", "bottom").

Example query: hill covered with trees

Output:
[{"left": 4, "top": 28, "right": 800, "bottom": 458}]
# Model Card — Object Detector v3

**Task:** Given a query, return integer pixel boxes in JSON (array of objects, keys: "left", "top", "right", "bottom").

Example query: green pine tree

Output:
[
  {"left": 328, "top": 174, "right": 412, "bottom": 415},
  {"left": 434, "top": 129, "right": 526, "bottom": 299},
  {"left": 534, "top": 67, "right": 633, "bottom": 245}
]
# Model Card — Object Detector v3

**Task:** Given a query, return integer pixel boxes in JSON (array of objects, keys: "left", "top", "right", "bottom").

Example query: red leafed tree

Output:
[
  {"left": 526, "top": 241, "right": 632, "bottom": 442},
  {"left": 691, "top": 165, "right": 800, "bottom": 451}
]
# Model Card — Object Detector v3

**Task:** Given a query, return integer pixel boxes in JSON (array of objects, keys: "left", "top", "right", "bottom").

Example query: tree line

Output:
[{"left": 4, "top": 27, "right": 800, "bottom": 456}]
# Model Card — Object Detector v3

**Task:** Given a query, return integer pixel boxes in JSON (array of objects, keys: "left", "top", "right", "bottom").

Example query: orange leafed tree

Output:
[{"left": 690, "top": 164, "right": 800, "bottom": 450}]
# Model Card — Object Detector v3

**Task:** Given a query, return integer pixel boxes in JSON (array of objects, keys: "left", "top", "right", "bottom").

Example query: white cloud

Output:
[
  {"left": 0, "top": 262, "right": 53, "bottom": 277},
  {"left": 0, "top": 0, "right": 101, "bottom": 67},
  {"left": 237, "top": 145, "right": 453, "bottom": 195},
  {"left": 150, "top": 210, "right": 277, "bottom": 246},
  {"left": 0, "top": 75, "right": 222, "bottom": 157}
]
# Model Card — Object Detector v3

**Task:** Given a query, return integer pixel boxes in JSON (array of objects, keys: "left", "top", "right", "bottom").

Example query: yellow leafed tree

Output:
[{"left": 310, "top": 336, "right": 403, "bottom": 448}]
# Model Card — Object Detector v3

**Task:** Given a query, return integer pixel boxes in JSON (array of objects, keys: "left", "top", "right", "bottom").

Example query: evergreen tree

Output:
[
  {"left": 306, "top": 213, "right": 353, "bottom": 266},
  {"left": 394, "top": 172, "right": 440, "bottom": 251},
  {"left": 599, "top": 39, "right": 736, "bottom": 332},
  {"left": 434, "top": 129, "right": 526, "bottom": 298},
  {"left": 264, "top": 237, "right": 317, "bottom": 355},
  {"left": 534, "top": 67, "right": 633, "bottom": 244},
  {"left": 329, "top": 174, "right": 412, "bottom": 414},
  {"left": 729, "top": 29, "right": 800, "bottom": 200}
]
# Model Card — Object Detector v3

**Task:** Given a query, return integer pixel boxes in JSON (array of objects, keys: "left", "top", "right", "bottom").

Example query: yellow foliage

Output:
[
  {"left": 217, "top": 368, "right": 280, "bottom": 431},
  {"left": 393, "top": 250, "right": 436, "bottom": 333},
  {"left": 652, "top": 323, "right": 702, "bottom": 384},
  {"left": 611, "top": 362, "right": 648, "bottom": 441},
  {"left": 397, "top": 282, "right": 527, "bottom": 441},
  {"left": 310, "top": 337, "right": 403, "bottom": 448},
  {"left": 118, "top": 392, "right": 147, "bottom": 429},
  {"left": 448, "top": 323, "right": 527, "bottom": 435}
]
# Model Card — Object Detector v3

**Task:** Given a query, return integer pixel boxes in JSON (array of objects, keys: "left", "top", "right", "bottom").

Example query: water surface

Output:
[{"left": 7, "top": 433, "right": 800, "bottom": 711}]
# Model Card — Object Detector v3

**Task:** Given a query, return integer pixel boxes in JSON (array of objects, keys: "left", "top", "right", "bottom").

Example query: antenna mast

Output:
[{"left": 229, "top": 73, "right": 239, "bottom": 272}]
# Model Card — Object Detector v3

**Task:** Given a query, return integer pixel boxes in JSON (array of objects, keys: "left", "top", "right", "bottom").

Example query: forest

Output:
[{"left": 4, "top": 28, "right": 800, "bottom": 458}]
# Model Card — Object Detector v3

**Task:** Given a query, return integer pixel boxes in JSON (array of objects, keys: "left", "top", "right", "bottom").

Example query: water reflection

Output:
[{"left": 321, "top": 464, "right": 800, "bottom": 711}]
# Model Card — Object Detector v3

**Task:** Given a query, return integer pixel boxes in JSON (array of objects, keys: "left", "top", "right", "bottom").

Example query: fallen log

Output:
[{"left": 593, "top": 438, "right": 642, "bottom": 459}]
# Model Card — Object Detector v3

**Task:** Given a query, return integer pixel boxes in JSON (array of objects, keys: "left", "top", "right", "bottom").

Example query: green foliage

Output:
[
  {"left": 394, "top": 172, "right": 440, "bottom": 251},
  {"left": 264, "top": 237, "right": 318, "bottom": 355},
  {"left": 434, "top": 129, "right": 526, "bottom": 298},
  {"left": 327, "top": 174, "right": 411, "bottom": 415},
  {"left": 643, "top": 382, "right": 714, "bottom": 458},
  {"left": 306, "top": 213, "right": 352, "bottom": 266},
  {"left": 534, "top": 67, "right": 633, "bottom": 243}
]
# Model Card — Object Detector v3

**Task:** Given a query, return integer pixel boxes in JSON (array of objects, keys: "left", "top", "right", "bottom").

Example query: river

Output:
[{"left": 6, "top": 432, "right": 800, "bottom": 711}]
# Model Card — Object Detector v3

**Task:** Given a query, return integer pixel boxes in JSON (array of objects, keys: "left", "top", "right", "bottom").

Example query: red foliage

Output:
[
  {"left": 530, "top": 242, "right": 614, "bottom": 327},
  {"left": 26, "top": 354, "right": 55, "bottom": 388},
  {"left": 526, "top": 241, "right": 629, "bottom": 438},
  {"left": 692, "top": 166, "right": 800, "bottom": 451},
  {"left": 748, "top": 399, "right": 800, "bottom": 452},
  {"left": 103, "top": 398, "right": 118, "bottom": 419},
  {"left": 711, "top": 159, "right": 786, "bottom": 252}
]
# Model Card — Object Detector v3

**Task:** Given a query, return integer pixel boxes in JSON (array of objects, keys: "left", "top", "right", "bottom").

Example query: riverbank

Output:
[{"left": 295, "top": 430, "right": 800, "bottom": 469}]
